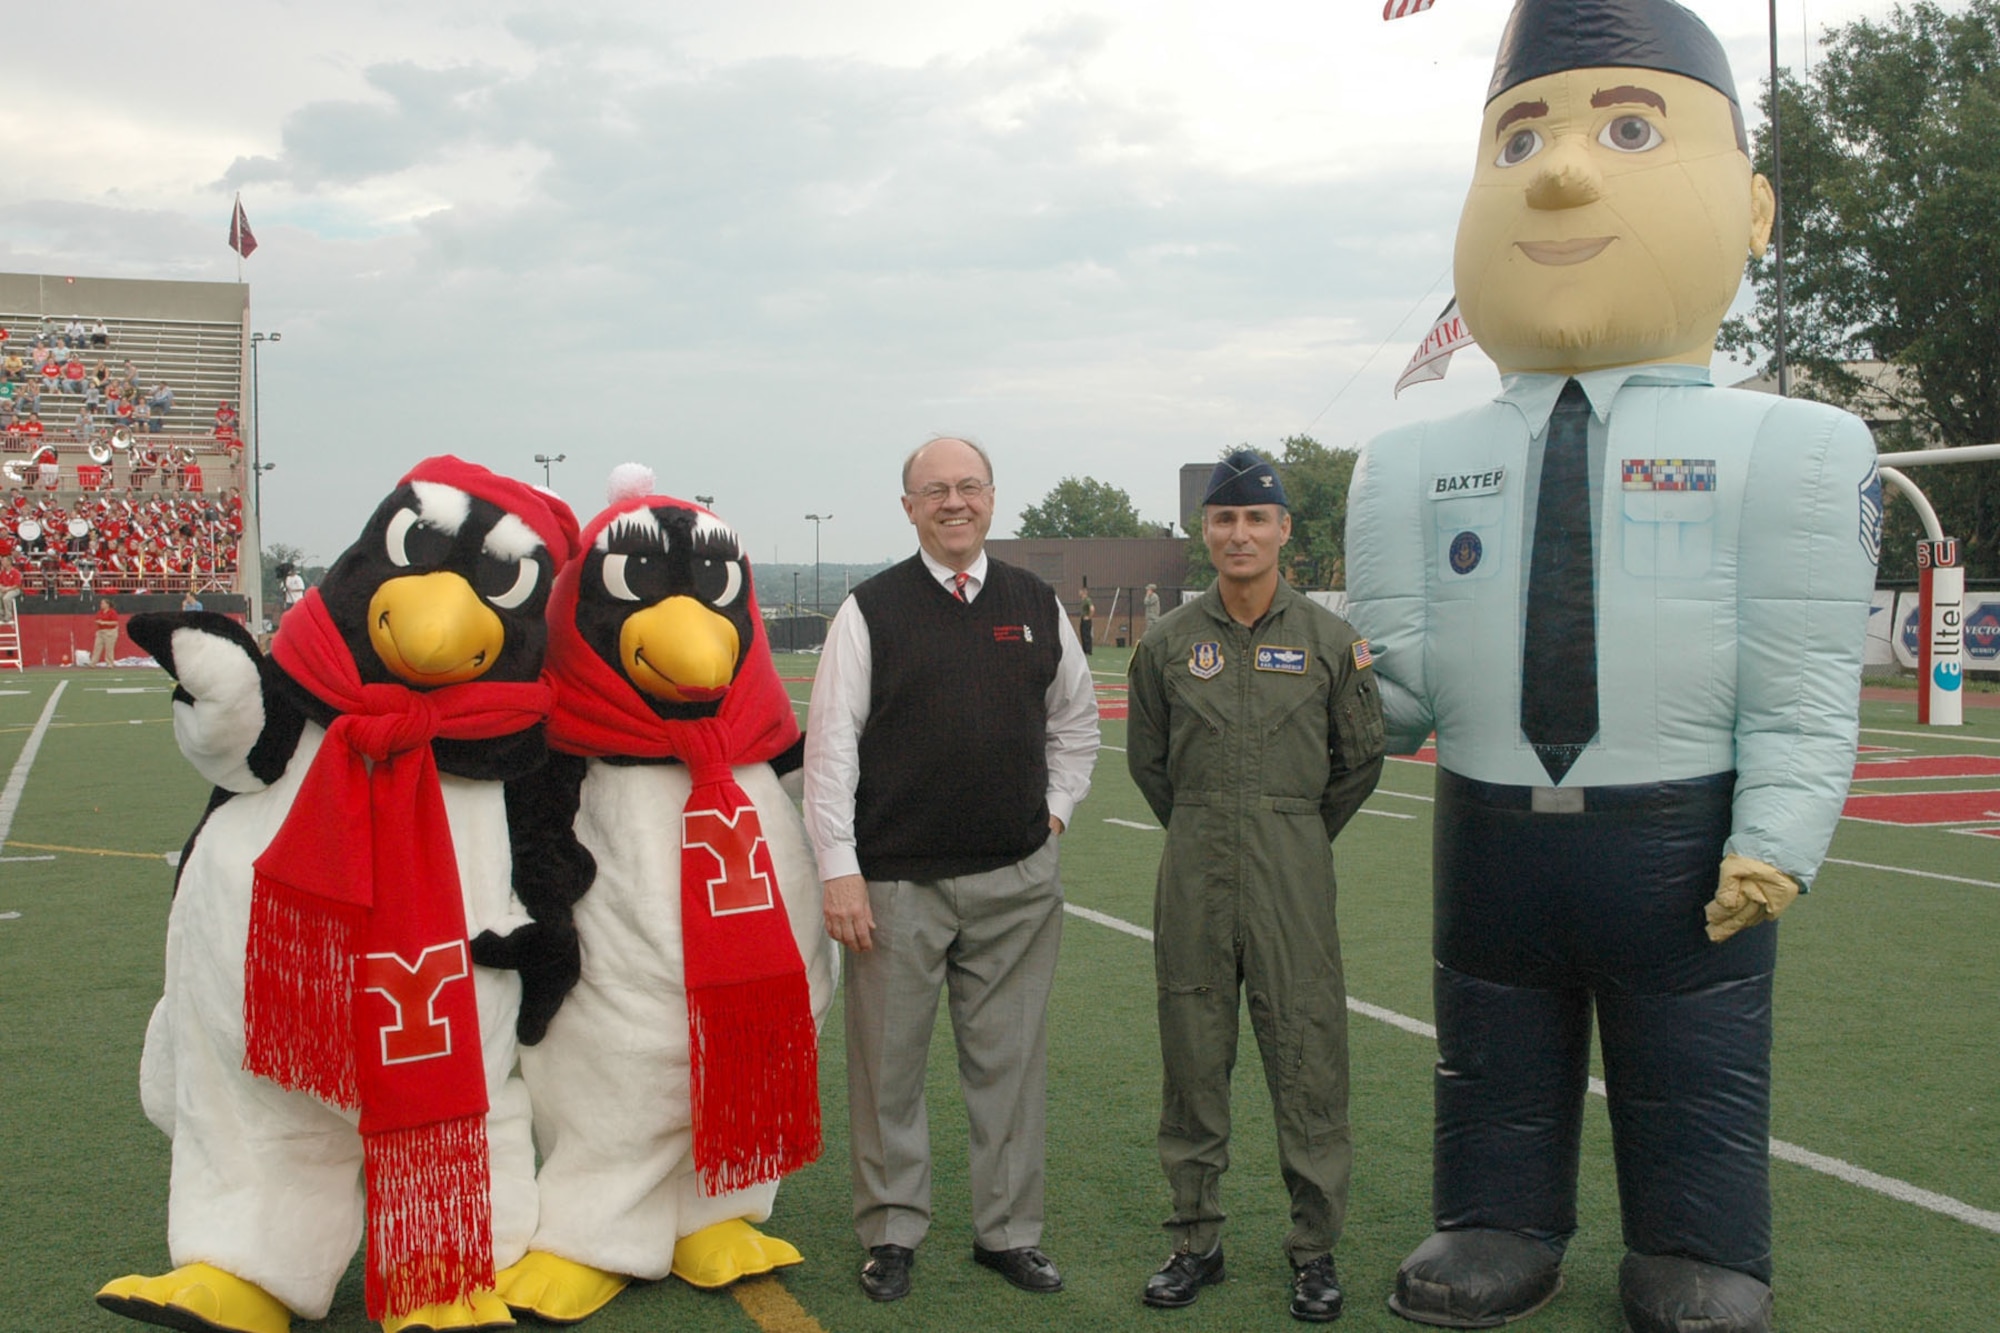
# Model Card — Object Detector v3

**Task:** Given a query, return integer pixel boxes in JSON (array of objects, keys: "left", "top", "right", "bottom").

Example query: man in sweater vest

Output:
[{"left": 804, "top": 435, "right": 1101, "bottom": 1304}]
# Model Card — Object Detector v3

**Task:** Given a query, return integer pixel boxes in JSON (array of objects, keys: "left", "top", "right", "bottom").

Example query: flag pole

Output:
[
  {"left": 1769, "top": 0, "right": 1788, "bottom": 396},
  {"left": 234, "top": 193, "right": 243, "bottom": 285}
]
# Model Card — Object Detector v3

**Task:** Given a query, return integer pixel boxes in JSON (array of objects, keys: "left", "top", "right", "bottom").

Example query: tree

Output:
[
  {"left": 1185, "top": 435, "right": 1360, "bottom": 589},
  {"left": 1720, "top": 0, "right": 2000, "bottom": 578},
  {"left": 1017, "top": 476, "right": 1152, "bottom": 539}
]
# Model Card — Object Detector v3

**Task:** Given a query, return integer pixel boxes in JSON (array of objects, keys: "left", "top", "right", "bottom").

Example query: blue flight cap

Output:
[
  {"left": 1204, "top": 450, "right": 1289, "bottom": 508},
  {"left": 1488, "top": 0, "right": 1739, "bottom": 106}
]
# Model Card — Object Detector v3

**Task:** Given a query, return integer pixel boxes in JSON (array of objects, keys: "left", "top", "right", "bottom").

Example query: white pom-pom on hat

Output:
[{"left": 606, "top": 463, "right": 655, "bottom": 506}]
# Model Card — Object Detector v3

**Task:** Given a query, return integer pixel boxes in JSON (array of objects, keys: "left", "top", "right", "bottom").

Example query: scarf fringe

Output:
[
  {"left": 243, "top": 874, "right": 361, "bottom": 1109},
  {"left": 689, "top": 971, "right": 823, "bottom": 1196},
  {"left": 362, "top": 1115, "right": 495, "bottom": 1319}
]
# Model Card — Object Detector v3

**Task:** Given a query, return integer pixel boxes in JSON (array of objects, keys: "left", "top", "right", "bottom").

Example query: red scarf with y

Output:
[
  {"left": 251, "top": 590, "right": 554, "bottom": 1317},
  {"left": 543, "top": 504, "right": 820, "bottom": 1195}
]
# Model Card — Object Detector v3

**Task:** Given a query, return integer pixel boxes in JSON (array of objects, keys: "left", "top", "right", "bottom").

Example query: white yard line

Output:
[
  {"left": 1861, "top": 727, "right": 2000, "bottom": 746},
  {"left": 1061, "top": 897, "right": 2000, "bottom": 1236},
  {"left": 0, "top": 681, "right": 66, "bottom": 849},
  {"left": 1822, "top": 858, "right": 2000, "bottom": 891}
]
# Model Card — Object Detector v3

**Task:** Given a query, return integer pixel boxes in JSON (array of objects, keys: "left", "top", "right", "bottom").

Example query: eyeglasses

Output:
[{"left": 907, "top": 479, "right": 993, "bottom": 504}]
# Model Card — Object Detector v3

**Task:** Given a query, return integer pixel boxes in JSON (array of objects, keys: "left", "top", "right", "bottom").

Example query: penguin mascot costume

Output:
[
  {"left": 489, "top": 466, "right": 835, "bottom": 1324},
  {"left": 1344, "top": 2, "right": 1879, "bottom": 1330},
  {"left": 99, "top": 456, "right": 581, "bottom": 1333}
]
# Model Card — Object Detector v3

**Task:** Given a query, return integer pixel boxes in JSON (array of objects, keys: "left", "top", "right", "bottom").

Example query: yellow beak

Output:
[
  {"left": 366, "top": 571, "right": 506, "bottom": 686},
  {"left": 620, "top": 595, "right": 741, "bottom": 703}
]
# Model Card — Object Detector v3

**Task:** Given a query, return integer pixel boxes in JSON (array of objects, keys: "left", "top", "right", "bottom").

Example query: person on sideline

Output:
[
  {"left": 1127, "top": 450, "right": 1384, "bottom": 1322},
  {"left": 89, "top": 597, "right": 120, "bottom": 666},
  {"left": 803, "top": 435, "right": 1100, "bottom": 1304}
]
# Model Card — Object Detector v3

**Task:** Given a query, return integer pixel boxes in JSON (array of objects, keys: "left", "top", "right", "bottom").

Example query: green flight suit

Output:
[{"left": 1126, "top": 579, "right": 1386, "bottom": 1265}]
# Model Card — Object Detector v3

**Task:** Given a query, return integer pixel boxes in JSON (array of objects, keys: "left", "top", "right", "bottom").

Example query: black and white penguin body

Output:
[
  {"left": 102, "top": 460, "right": 578, "bottom": 1333},
  {"left": 492, "top": 474, "right": 833, "bottom": 1321}
]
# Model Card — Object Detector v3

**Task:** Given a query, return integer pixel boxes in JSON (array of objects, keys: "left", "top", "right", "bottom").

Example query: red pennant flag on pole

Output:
[
  {"left": 1384, "top": 0, "right": 1436, "bottom": 17},
  {"left": 229, "top": 198, "right": 258, "bottom": 259}
]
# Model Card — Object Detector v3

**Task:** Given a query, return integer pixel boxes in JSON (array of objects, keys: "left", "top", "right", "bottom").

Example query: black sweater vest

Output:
[{"left": 852, "top": 555, "right": 1060, "bottom": 880}]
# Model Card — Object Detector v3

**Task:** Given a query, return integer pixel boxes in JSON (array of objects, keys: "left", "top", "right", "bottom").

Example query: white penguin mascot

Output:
[
  {"left": 488, "top": 467, "right": 834, "bottom": 1324},
  {"left": 99, "top": 456, "right": 581, "bottom": 1333}
]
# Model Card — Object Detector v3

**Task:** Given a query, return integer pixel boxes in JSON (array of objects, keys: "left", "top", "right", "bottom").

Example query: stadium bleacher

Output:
[{"left": 0, "top": 299, "right": 248, "bottom": 598}]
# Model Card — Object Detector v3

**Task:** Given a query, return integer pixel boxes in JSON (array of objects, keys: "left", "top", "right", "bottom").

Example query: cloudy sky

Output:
[{"left": 1, "top": 0, "right": 1905, "bottom": 565}]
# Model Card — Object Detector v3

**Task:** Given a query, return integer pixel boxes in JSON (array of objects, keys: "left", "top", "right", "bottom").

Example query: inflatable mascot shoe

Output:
[
  {"left": 99, "top": 456, "right": 580, "bottom": 1333},
  {"left": 1345, "top": 2, "right": 1879, "bottom": 1330},
  {"left": 488, "top": 466, "right": 834, "bottom": 1324}
]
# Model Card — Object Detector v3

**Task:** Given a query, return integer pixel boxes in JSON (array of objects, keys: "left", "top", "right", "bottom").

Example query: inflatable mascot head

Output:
[{"left": 1453, "top": 0, "right": 1775, "bottom": 374}]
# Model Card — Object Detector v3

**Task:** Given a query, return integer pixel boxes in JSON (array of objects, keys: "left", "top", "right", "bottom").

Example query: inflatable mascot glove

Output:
[
  {"left": 488, "top": 465, "right": 834, "bottom": 1325},
  {"left": 98, "top": 457, "right": 581, "bottom": 1333},
  {"left": 1344, "top": 3, "right": 1879, "bottom": 1331}
]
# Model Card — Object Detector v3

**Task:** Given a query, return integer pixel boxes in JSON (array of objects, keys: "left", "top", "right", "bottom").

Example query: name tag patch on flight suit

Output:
[
  {"left": 1189, "top": 641, "right": 1224, "bottom": 680},
  {"left": 1449, "top": 530, "right": 1483, "bottom": 575},
  {"left": 1255, "top": 645, "right": 1308, "bottom": 673}
]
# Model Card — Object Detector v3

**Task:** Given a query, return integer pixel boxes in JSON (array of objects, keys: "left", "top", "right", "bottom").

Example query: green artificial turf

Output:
[{"left": 2, "top": 658, "right": 1995, "bottom": 1331}]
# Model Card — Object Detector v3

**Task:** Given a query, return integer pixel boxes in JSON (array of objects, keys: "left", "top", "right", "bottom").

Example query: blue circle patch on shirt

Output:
[{"left": 1449, "top": 530, "right": 1483, "bottom": 575}]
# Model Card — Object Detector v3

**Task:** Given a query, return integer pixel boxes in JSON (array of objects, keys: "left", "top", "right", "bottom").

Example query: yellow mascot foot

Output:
[
  {"left": 379, "top": 1288, "right": 514, "bottom": 1333},
  {"left": 670, "top": 1218, "right": 804, "bottom": 1290},
  {"left": 95, "top": 1262, "right": 292, "bottom": 1333},
  {"left": 492, "top": 1252, "right": 628, "bottom": 1324}
]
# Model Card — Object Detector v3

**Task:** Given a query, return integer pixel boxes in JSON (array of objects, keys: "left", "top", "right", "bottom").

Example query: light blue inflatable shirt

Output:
[{"left": 1346, "top": 364, "right": 1880, "bottom": 885}]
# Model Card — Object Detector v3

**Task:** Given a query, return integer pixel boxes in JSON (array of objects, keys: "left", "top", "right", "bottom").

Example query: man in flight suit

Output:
[{"left": 1127, "top": 449, "right": 1385, "bottom": 1323}]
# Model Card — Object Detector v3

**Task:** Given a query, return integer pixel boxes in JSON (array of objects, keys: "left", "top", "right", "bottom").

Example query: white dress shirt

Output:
[{"left": 803, "top": 549, "right": 1100, "bottom": 882}]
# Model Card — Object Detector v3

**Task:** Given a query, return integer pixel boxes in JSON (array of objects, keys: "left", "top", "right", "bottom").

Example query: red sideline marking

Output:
[
  {"left": 1095, "top": 682, "right": 1129, "bottom": 721},
  {"left": 1843, "top": 791, "right": 2000, "bottom": 826},
  {"left": 1852, "top": 755, "right": 2000, "bottom": 781}
]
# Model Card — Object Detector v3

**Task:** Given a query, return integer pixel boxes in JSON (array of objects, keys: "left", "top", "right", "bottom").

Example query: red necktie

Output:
[{"left": 952, "top": 571, "right": 969, "bottom": 602}]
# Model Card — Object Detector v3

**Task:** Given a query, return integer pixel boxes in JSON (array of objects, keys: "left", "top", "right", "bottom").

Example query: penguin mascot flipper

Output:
[
  {"left": 100, "top": 457, "right": 581, "bottom": 1333},
  {"left": 128, "top": 610, "right": 308, "bottom": 793},
  {"left": 471, "top": 752, "right": 594, "bottom": 1047},
  {"left": 493, "top": 471, "right": 834, "bottom": 1324}
]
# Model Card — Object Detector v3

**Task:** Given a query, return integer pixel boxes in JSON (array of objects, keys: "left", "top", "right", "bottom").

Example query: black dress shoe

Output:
[
  {"left": 1141, "top": 1244, "right": 1225, "bottom": 1308},
  {"left": 1388, "top": 1229, "right": 1563, "bottom": 1327},
  {"left": 860, "top": 1244, "right": 914, "bottom": 1302},
  {"left": 972, "top": 1245, "right": 1064, "bottom": 1293},
  {"left": 1291, "top": 1254, "right": 1344, "bottom": 1322}
]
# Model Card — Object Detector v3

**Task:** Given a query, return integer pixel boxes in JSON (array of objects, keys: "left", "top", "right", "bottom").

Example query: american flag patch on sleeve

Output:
[{"left": 1352, "top": 639, "right": 1374, "bottom": 670}]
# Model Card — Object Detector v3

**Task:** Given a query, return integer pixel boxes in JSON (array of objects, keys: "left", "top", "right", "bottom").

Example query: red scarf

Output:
[
  {"left": 543, "top": 501, "right": 820, "bottom": 1195},
  {"left": 251, "top": 591, "right": 554, "bottom": 1318}
]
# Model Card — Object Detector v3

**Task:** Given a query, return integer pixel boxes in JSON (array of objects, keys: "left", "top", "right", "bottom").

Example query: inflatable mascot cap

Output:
[{"left": 1453, "top": 0, "right": 1776, "bottom": 374}]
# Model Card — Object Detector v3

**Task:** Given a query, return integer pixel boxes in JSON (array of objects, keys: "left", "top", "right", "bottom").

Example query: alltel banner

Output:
[{"left": 1917, "top": 538, "right": 1964, "bottom": 726}]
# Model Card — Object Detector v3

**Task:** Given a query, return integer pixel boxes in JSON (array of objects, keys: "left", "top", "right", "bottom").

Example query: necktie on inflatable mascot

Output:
[
  {"left": 98, "top": 458, "right": 580, "bottom": 1333},
  {"left": 1345, "top": 2, "right": 1880, "bottom": 1331}
]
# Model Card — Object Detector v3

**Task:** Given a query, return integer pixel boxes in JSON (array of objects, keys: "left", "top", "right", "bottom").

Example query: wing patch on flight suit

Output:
[{"left": 1189, "top": 641, "right": 1224, "bottom": 679}]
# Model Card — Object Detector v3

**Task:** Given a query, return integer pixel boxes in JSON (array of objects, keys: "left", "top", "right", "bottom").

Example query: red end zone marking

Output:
[
  {"left": 1842, "top": 790, "right": 2000, "bottom": 826},
  {"left": 1852, "top": 755, "right": 2000, "bottom": 781},
  {"left": 1096, "top": 682, "right": 1129, "bottom": 721}
]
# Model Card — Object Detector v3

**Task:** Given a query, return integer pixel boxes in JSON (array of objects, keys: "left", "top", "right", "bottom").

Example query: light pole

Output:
[
  {"left": 534, "top": 453, "right": 567, "bottom": 487},
  {"left": 804, "top": 513, "right": 831, "bottom": 618},
  {"left": 695, "top": 494, "right": 715, "bottom": 509},
  {"left": 249, "top": 330, "right": 280, "bottom": 628}
]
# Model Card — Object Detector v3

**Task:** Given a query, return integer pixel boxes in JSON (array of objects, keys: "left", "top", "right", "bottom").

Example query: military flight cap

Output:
[
  {"left": 1488, "top": 0, "right": 1738, "bottom": 106},
  {"left": 1204, "top": 449, "right": 1290, "bottom": 508}
]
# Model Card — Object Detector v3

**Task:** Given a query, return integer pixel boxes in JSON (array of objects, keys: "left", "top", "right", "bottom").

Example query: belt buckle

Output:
[{"left": 1530, "top": 786, "right": 1585, "bottom": 814}]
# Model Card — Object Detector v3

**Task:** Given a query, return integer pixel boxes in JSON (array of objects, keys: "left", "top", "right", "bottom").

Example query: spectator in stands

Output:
[
  {"left": 62, "top": 356, "right": 87, "bottom": 395},
  {"left": 180, "top": 589, "right": 203, "bottom": 612},
  {"left": 0, "top": 399, "right": 14, "bottom": 432},
  {"left": 89, "top": 318, "right": 110, "bottom": 347},
  {"left": 22, "top": 414, "right": 44, "bottom": 438},
  {"left": 65, "top": 320, "right": 87, "bottom": 348},
  {"left": 0, "top": 553, "right": 20, "bottom": 623},
  {"left": 3, "top": 349, "right": 22, "bottom": 381},
  {"left": 89, "top": 597, "right": 119, "bottom": 666},
  {"left": 39, "top": 356, "right": 62, "bottom": 387},
  {"left": 73, "top": 405, "right": 97, "bottom": 446},
  {"left": 92, "top": 359, "right": 110, "bottom": 392},
  {"left": 30, "top": 342, "right": 50, "bottom": 369},
  {"left": 146, "top": 383, "right": 173, "bottom": 433}
]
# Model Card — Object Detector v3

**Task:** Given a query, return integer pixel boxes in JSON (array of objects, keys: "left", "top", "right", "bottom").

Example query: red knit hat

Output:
[{"left": 399, "top": 455, "right": 581, "bottom": 568}]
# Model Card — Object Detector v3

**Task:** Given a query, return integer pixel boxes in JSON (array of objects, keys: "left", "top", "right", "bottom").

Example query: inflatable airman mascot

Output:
[{"left": 1346, "top": 2, "right": 1879, "bottom": 1329}]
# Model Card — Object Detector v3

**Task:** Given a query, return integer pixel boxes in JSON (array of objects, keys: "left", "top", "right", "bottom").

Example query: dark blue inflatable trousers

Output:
[{"left": 1431, "top": 768, "right": 1775, "bottom": 1284}]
